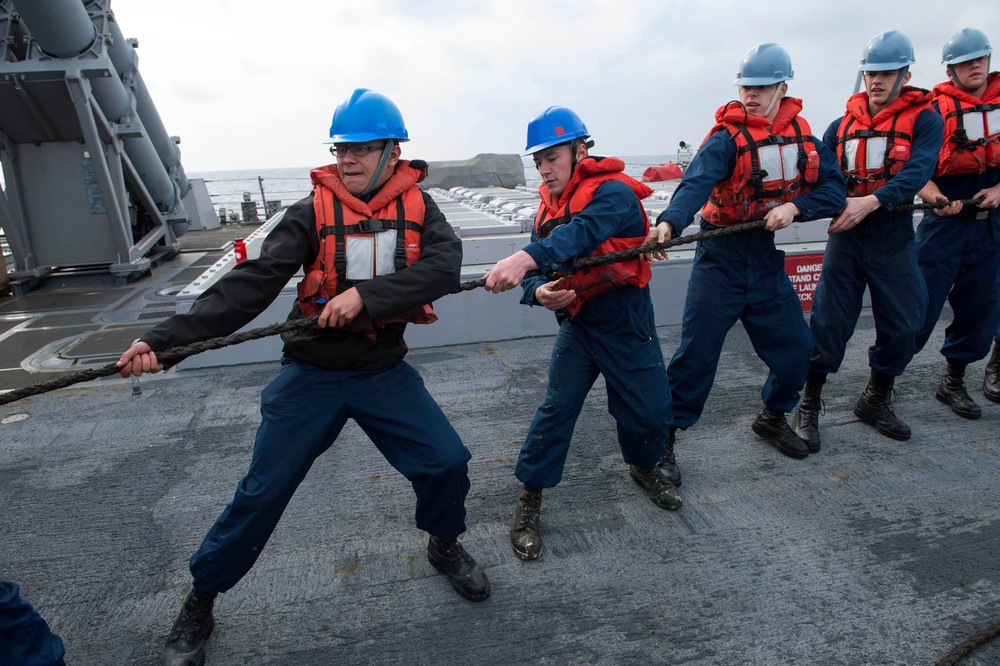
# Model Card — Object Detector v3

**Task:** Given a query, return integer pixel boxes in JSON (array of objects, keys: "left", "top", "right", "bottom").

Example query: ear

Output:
[
  {"left": 778, "top": 82, "right": 788, "bottom": 97},
  {"left": 386, "top": 142, "right": 402, "bottom": 168},
  {"left": 575, "top": 140, "right": 588, "bottom": 161},
  {"left": 902, "top": 70, "right": 912, "bottom": 86}
]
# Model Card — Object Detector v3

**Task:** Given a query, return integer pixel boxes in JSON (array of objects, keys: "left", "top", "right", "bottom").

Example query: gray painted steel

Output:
[{"left": 0, "top": 0, "right": 203, "bottom": 278}]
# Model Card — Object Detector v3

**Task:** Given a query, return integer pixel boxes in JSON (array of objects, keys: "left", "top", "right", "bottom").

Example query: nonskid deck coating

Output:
[{"left": 1, "top": 302, "right": 999, "bottom": 665}]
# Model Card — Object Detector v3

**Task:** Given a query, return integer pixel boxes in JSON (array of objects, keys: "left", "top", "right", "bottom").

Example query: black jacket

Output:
[{"left": 141, "top": 185, "right": 461, "bottom": 371}]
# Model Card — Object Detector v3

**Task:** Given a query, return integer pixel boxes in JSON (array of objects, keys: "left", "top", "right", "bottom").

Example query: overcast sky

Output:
[{"left": 104, "top": 0, "right": 1000, "bottom": 173}]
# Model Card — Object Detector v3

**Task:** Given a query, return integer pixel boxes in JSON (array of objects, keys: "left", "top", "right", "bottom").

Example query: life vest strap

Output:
[
  {"left": 536, "top": 201, "right": 573, "bottom": 238},
  {"left": 319, "top": 218, "right": 423, "bottom": 238}
]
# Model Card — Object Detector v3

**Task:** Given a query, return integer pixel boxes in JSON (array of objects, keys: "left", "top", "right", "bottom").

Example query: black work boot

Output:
[
  {"left": 657, "top": 425, "right": 681, "bottom": 487},
  {"left": 791, "top": 371, "right": 825, "bottom": 453},
  {"left": 751, "top": 406, "right": 809, "bottom": 458},
  {"left": 509, "top": 485, "right": 543, "bottom": 561},
  {"left": 984, "top": 339, "right": 1000, "bottom": 404},
  {"left": 936, "top": 359, "right": 982, "bottom": 419},
  {"left": 854, "top": 370, "right": 911, "bottom": 440},
  {"left": 628, "top": 465, "right": 683, "bottom": 510},
  {"left": 427, "top": 536, "right": 491, "bottom": 601},
  {"left": 162, "top": 589, "right": 215, "bottom": 666}
]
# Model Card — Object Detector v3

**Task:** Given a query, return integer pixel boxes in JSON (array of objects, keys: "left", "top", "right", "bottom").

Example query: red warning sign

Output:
[{"left": 784, "top": 252, "right": 824, "bottom": 312}]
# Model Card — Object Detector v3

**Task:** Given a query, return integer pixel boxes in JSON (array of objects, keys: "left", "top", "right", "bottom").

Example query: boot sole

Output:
[
  {"left": 853, "top": 406, "right": 911, "bottom": 441},
  {"left": 935, "top": 391, "right": 982, "bottom": 420},
  {"left": 985, "top": 389, "right": 1000, "bottom": 404},
  {"left": 750, "top": 422, "right": 809, "bottom": 459},
  {"left": 162, "top": 647, "right": 207, "bottom": 666}
]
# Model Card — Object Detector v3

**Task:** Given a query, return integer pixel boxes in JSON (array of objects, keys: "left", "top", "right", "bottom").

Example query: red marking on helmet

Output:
[{"left": 555, "top": 126, "right": 565, "bottom": 136}]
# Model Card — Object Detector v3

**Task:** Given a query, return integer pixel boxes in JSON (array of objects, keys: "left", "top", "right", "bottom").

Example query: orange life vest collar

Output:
[
  {"left": 309, "top": 159, "right": 428, "bottom": 216},
  {"left": 700, "top": 97, "right": 821, "bottom": 226}
]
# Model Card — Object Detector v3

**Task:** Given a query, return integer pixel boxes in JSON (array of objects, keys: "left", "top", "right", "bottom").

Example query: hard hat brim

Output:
[
  {"left": 943, "top": 48, "right": 993, "bottom": 65},
  {"left": 859, "top": 60, "right": 915, "bottom": 72},
  {"left": 324, "top": 133, "right": 410, "bottom": 144},
  {"left": 733, "top": 76, "right": 792, "bottom": 86},
  {"left": 523, "top": 134, "right": 588, "bottom": 157}
]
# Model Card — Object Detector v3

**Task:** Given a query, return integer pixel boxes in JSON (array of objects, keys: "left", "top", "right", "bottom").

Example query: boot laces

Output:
[
  {"left": 449, "top": 541, "right": 474, "bottom": 564},
  {"left": 168, "top": 596, "right": 211, "bottom": 642},
  {"left": 636, "top": 466, "right": 671, "bottom": 493},
  {"left": 515, "top": 491, "right": 541, "bottom": 530},
  {"left": 432, "top": 537, "right": 473, "bottom": 564},
  {"left": 882, "top": 388, "right": 899, "bottom": 415},
  {"left": 799, "top": 395, "right": 824, "bottom": 426}
]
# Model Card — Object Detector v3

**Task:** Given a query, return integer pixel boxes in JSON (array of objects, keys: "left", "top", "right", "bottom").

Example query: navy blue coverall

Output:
[
  {"left": 658, "top": 128, "right": 846, "bottom": 429},
  {"left": 140, "top": 184, "right": 472, "bottom": 598},
  {"left": 914, "top": 168, "right": 1000, "bottom": 364},
  {"left": 0, "top": 580, "right": 65, "bottom": 666},
  {"left": 514, "top": 179, "right": 672, "bottom": 489},
  {"left": 809, "top": 110, "right": 943, "bottom": 377}
]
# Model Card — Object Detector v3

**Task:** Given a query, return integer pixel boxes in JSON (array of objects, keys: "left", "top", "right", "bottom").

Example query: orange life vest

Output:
[
  {"left": 931, "top": 72, "right": 1000, "bottom": 176},
  {"left": 833, "top": 86, "right": 933, "bottom": 196},
  {"left": 700, "top": 98, "right": 821, "bottom": 226},
  {"left": 534, "top": 156, "right": 652, "bottom": 317},
  {"left": 296, "top": 160, "right": 437, "bottom": 330}
]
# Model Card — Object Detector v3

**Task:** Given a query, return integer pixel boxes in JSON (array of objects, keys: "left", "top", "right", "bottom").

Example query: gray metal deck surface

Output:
[{"left": 2, "top": 292, "right": 999, "bottom": 665}]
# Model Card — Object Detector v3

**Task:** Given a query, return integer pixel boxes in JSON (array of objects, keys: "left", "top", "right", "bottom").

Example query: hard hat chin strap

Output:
[
  {"left": 762, "top": 86, "right": 782, "bottom": 120},
  {"left": 886, "top": 66, "right": 908, "bottom": 102},
  {"left": 361, "top": 139, "right": 396, "bottom": 197}
]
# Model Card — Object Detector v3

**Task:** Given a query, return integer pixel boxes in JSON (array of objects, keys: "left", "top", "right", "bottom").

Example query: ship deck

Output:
[{"left": 1, "top": 225, "right": 999, "bottom": 665}]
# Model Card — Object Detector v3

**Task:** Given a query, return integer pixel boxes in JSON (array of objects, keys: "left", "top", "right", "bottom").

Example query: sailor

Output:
[
  {"left": 0, "top": 580, "right": 65, "bottom": 666},
  {"left": 912, "top": 27, "right": 1000, "bottom": 416},
  {"left": 989, "top": 323, "right": 1000, "bottom": 403},
  {"left": 645, "top": 43, "right": 846, "bottom": 462},
  {"left": 117, "top": 89, "right": 489, "bottom": 666},
  {"left": 485, "top": 106, "right": 681, "bottom": 562},
  {"left": 792, "top": 31, "right": 943, "bottom": 447}
]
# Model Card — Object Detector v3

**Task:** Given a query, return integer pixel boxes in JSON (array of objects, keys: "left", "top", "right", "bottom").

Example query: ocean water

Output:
[
  {"left": 189, "top": 166, "right": 315, "bottom": 215},
  {"left": 191, "top": 153, "right": 681, "bottom": 214}
]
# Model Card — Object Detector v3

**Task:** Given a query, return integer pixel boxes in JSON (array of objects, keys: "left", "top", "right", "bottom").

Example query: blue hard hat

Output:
[
  {"left": 859, "top": 30, "right": 916, "bottom": 71},
  {"left": 524, "top": 106, "right": 589, "bottom": 155},
  {"left": 942, "top": 28, "right": 993, "bottom": 65},
  {"left": 326, "top": 88, "right": 409, "bottom": 144},
  {"left": 734, "top": 43, "right": 794, "bottom": 86}
]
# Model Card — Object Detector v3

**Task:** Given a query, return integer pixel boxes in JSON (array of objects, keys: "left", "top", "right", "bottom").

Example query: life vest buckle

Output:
[{"left": 357, "top": 218, "right": 388, "bottom": 233}]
